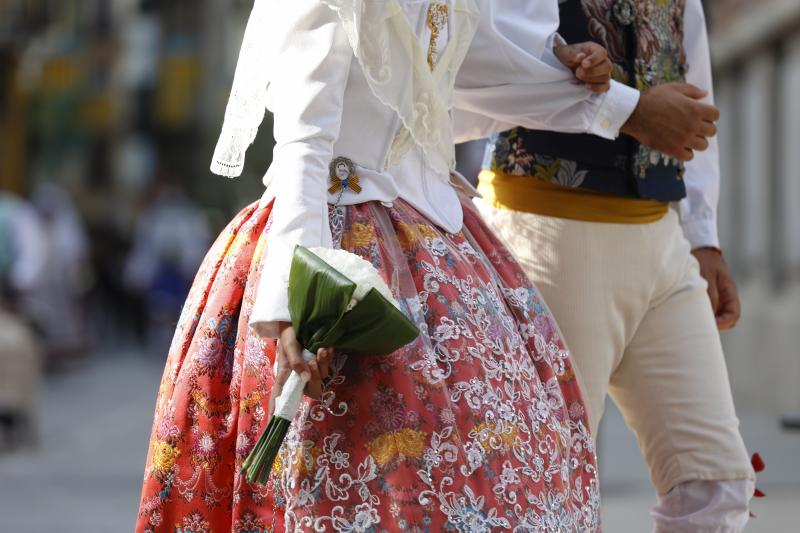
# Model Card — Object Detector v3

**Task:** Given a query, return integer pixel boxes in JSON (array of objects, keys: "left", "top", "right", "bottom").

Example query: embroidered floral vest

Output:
[{"left": 487, "top": 0, "right": 688, "bottom": 202}]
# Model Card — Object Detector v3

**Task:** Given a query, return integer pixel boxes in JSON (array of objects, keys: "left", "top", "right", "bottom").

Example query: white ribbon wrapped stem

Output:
[{"left": 273, "top": 349, "right": 316, "bottom": 420}]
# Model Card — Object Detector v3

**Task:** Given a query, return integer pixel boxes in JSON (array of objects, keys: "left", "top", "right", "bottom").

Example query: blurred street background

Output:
[{"left": 0, "top": 0, "right": 798, "bottom": 531}]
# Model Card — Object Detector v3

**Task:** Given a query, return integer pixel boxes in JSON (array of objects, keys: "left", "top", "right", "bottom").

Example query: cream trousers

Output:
[{"left": 477, "top": 202, "right": 755, "bottom": 500}]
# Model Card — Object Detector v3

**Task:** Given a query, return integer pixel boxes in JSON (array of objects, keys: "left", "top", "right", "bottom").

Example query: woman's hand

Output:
[
  {"left": 268, "top": 322, "right": 333, "bottom": 417},
  {"left": 553, "top": 41, "right": 613, "bottom": 93}
]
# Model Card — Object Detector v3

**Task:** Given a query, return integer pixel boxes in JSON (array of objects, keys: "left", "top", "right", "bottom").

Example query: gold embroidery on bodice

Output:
[{"left": 426, "top": 3, "right": 449, "bottom": 70}]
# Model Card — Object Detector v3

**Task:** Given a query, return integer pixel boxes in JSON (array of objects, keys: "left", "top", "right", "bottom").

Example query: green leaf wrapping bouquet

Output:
[{"left": 242, "top": 245, "right": 419, "bottom": 484}]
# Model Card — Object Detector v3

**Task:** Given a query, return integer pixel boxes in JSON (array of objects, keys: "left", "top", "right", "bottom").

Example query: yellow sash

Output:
[{"left": 477, "top": 170, "right": 669, "bottom": 224}]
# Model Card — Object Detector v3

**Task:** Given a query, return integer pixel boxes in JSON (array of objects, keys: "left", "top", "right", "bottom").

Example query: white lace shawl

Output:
[{"left": 210, "top": 0, "right": 480, "bottom": 179}]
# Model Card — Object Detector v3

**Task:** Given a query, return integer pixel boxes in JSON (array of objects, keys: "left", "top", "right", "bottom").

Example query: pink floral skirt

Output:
[{"left": 136, "top": 197, "right": 599, "bottom": 532}]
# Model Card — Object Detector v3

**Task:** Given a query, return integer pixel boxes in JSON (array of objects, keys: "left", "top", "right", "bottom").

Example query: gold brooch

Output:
[
  {"left": 612, "top": 0, "right": 637, "bottom": 26},
  {"left": 328, "top": 156, "right": 362, "bottom": 194}
]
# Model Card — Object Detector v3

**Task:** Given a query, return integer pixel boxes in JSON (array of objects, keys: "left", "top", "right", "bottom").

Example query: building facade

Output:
[{"left": 710, "top": 0, "right": 800, "bottom": 412}]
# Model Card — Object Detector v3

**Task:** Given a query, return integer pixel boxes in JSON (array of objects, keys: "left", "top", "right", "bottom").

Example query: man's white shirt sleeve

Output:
[{"left": 677, "top": 0, "right": 720, "bottom": 250}]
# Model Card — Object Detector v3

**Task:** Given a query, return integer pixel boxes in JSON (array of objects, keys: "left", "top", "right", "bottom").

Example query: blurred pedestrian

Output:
[
  {"left": 0, "top": 191, "right": 48, "bottom": 303},
  {"left": 0, "top": 193, "right": 43, "bottom": 447},
  {"left": 124, "top": 180, "right": 210, "bottom": 353},
  {"left": 30, "top": 183, "right": 92, "bottom": 367},
  {"left": 0, "top": 305, "right": 41, "bottom": 449}
]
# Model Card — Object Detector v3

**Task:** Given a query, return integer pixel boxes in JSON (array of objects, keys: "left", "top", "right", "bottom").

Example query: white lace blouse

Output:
[{"left": 210, "top": 0, "right": 639, "bottom": 336}]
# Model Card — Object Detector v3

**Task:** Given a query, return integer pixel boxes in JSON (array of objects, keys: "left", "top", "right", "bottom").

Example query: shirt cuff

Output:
[
  {"left": 249, "top": 293, "right": 291, "bottom": 339},
  {"left": 210, "top": 159, "right": 244, "bottom": 178},
  {"left": 680, "top": 216, "right": 720, "bottom": 250},
  {"left": 210, "top": 123, "right": 257, "bottom": 178},
  {"left": 587, "top": 81, "right": 640, "bottom": 140},
  {"left": 249, "top": 240, "right": 293, "bottom": 339}
]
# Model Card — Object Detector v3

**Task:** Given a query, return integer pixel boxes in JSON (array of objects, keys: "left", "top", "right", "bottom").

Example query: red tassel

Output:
[
  {"left": 751, "top": 452, "right": 765, "bottom": 472},
  {"left": 749, "top": 452, "right": 766, "bottom": 519}
]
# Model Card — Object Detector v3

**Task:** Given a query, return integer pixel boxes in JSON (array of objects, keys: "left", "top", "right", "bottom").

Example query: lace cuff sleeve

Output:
[{"left": 210, "top": 0, "right": 271, "bottom": 178}]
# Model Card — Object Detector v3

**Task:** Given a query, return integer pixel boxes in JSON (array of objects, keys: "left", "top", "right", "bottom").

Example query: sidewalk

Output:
[
  {"left": 0, "top": 354, "right": 797, "bottom": 532},
  {"left": 0, "top": 353, "right": 161, "bottom": 532}
]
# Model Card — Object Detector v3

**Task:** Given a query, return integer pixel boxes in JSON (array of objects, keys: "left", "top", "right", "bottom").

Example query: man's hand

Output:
[
  {"left": 692, "top": 248, "right": 741, "bottom": 331},
  {"left": 621, "top": 82, "right": 719, "bottom": 161},
  {"left": 554, "top": 41, "right": 612, "bottom": 93}
]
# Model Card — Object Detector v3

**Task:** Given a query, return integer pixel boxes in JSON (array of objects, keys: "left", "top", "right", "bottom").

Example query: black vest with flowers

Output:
[{"left": 487, "top": 0, "right": 688, "bottom": 202}]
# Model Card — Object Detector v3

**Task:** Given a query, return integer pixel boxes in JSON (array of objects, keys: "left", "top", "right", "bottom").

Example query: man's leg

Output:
[
  {"left": 609, "top": 221, "right": 754, "bottom": 532},
  {"left": 475, "top": 201, "right": 642, "bottom": 435},
  {"left": 478, "top": 202, "right": 756, "bottom": 530}
]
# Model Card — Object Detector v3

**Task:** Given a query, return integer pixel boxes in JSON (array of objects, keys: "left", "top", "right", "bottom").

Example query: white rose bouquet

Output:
[{"left": 242, "top": 245, "right": 419, "bottom": 484}]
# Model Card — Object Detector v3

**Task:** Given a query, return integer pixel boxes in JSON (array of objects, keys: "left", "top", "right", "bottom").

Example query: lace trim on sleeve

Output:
[{"left": 210, "top": 1, "right": 271, "bottom": 178}]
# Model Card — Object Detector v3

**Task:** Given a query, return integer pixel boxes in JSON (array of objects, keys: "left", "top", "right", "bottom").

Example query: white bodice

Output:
[{"left": 209, "top": 0, "right": 638, "bottom": 334}]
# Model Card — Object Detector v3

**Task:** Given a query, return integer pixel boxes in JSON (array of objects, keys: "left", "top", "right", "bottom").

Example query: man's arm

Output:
[
  {"left": 679, "top": 0, "right": 740, "bottom": 330},
  {"left": 679, "top": 0, "right": 720, "bottom": 251},
  {"left": 454, "top": 0, "right": 720, "bottom": 164}
]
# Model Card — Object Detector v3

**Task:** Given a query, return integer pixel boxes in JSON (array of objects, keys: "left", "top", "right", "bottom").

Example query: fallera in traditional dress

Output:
[{"left": 135, "top": 1, "right": 637, "bottom": 531}]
